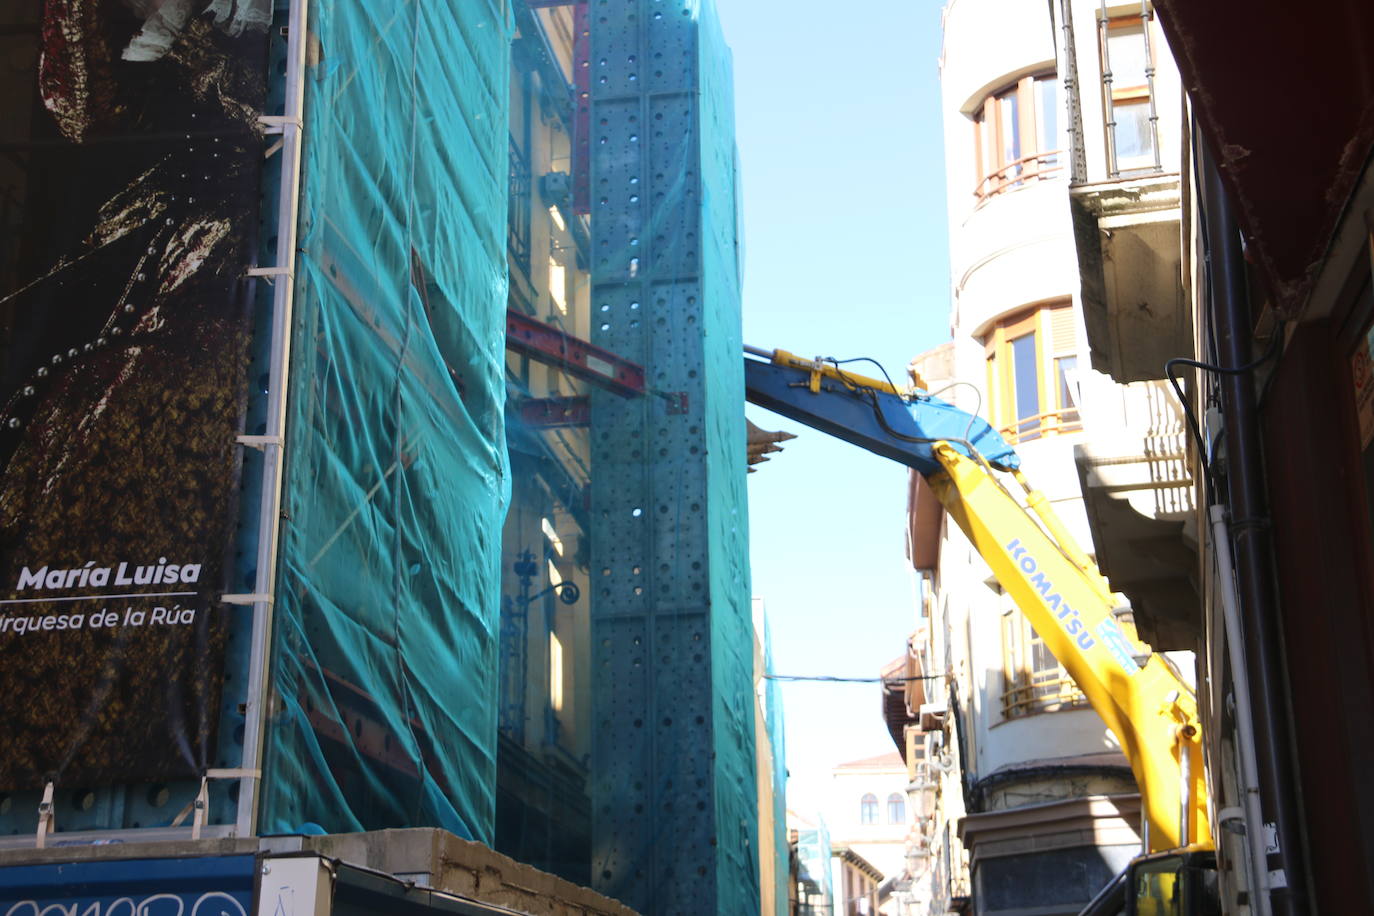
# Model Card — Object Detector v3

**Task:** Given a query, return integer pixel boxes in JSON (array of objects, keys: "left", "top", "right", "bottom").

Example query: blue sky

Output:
[{"left": 713, "top": 0, "right": 953, "bottom": 810}]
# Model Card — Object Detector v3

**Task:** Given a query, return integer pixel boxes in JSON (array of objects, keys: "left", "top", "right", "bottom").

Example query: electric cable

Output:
[
  {"left": 1163, "top": 320, "right": 1285, "bottom": 505},
  {"left": 923, "top": 380, "right": 985, "bottom": 441},
  {"left": 826, "top": 355, "right": 901, "bottom": 394},
  {"left": 1167, "top": 107, "right": 1287, "bottom": 504},
  {"left": 763, "top": 674, "right": 945, "bottom": 683}
]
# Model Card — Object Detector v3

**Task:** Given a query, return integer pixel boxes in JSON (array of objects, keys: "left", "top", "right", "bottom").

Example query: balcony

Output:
[
  {"left": 1069, "top": 174, "right": 1189, "bottom": 384},
  {"left": 1073, "top": 378, "right": 1200, "bottom": 649},
  {"left": 974, "top": 150, "right": 1065, "bottom": 204}
]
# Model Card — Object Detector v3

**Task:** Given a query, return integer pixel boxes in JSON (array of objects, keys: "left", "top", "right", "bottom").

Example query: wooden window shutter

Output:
[{"left": 1051, "top": 304, "right": 1076, "bottom": 354}]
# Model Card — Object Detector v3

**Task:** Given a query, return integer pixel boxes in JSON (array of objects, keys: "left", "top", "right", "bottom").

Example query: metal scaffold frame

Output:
[{"left": 232, "top": 0, "right": 309, "bottom": 838}]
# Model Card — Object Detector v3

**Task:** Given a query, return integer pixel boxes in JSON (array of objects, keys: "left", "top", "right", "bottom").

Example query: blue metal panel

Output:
[
  {"left": 588, "top": 1, "right": 755, "bottom": 913},
  {"left": 0, "top": 856, "right": 257, "bottom": 914},
  {"left": 743, "top": 358, "right": 1021, "bottom": 473}
]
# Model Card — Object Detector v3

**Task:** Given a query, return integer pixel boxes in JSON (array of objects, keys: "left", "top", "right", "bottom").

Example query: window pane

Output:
[
  {"left": 1030, "top": 634, "right": 1058, "bottom": 678},
  {"left": 860, "top": 794, "right": 878, "bottom": 825},
  {"left": 1038, "top": 77, "right": 1059, "bottom": 162},
  {"left": 1057, "top": 355, "right": 1080, "bottom": 425},
  {"left": 1113, "top": 98, "right": 1154, "bottom": 167},
  {"left": 1107, "top": 26, "right": 1148, "bottom": 88},
  {"left": 999, "top": 89, "right": 1020, "bottom": 172},
  {"left": 1011, "top": 332, "right": 1040, "bottom": 437},
  {"left": 887, "top": 794, "right": 906, "bottom": 824}
]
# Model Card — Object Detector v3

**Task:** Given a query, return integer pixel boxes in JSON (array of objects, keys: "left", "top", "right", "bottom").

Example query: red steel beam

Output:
[
  {"left": 514, "top": 395, "right": 591, "bottom": 428},
  {"left": 505, "top": 308, "right": 645, "bottom": 397}
]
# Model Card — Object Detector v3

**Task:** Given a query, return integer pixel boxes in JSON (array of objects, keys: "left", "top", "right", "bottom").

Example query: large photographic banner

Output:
[{"left": 0, "top": 2, "right": 271, "bottom": 787}]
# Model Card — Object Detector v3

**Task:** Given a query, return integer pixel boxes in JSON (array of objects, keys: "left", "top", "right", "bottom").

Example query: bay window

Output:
[
  {"left": 983, "top": 302, "right": 1082, "bottom": 444},
  {"left": 973, "top": 72, "right": 1062, "bottom": 201}
]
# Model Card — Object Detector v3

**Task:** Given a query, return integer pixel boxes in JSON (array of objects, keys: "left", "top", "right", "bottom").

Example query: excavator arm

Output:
[{"left": 743, "top": 348, "right": 1210, "bottom": 852}]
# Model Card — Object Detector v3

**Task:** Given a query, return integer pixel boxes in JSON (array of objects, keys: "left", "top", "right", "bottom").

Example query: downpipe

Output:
[
  {"left": 1201, "top": 139, "right": 1309, "bottom": 916},
  {"left": 1209, "top": 505, "right": 1271, "bottom": 916}
]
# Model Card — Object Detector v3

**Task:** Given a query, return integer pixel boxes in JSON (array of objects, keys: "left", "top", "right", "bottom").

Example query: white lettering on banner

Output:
[
  {"left": 14, "top": 560, "right": 201, "bottom": 592},
  {"left": 0, "top": 607, "right": 196, "bottom": 636},
  {"left": 3, "top": 891, "right": 246, "bottom": 916}
]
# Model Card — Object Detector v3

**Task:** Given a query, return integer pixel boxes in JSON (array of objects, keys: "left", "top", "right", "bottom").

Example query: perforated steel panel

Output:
[{"left": 587, "top": 1, "right": 755, "bottom": 912}]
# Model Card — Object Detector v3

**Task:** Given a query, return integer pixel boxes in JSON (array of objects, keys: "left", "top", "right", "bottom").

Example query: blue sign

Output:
[{"left": 0, "top": 855, "right": 256, "bottom": 916}]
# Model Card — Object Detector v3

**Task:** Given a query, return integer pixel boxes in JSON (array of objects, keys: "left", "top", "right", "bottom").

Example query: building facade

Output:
[
  {"left": 899, "top": 2, "right": 1193, "bottom": 913},
  {"left": 827, "top": 751, "right": 913, "bottom": 895},
  {"left": 1071, "top": 3, "right": 1374, "bottom": 913}
]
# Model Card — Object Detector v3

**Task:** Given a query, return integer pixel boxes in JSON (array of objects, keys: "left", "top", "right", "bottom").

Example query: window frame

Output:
[
  {"left": 1099, "top": 10, "right": 1161, "bottom": 176},
  {"left": 886, "top": 792, "right": 906, "bottom": 825},
  {"left": 972, "top": 72, "right": 1063, "bottom": 202},
  {"left": 859, "top": 793, "right": 879, "bottom": 826},
  {"left": 983, "top": 302, "right": 1083, "bottom": 444},
  {"left": 1000, "top": 605, "right": 1088, "bottom": 720}
]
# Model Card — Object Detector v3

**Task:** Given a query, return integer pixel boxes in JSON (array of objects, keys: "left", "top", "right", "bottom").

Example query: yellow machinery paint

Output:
[
  {"left": 744, "top": 346, "right": 1212, "bottom": 857},
  {"left": 929, "top": 443, "right": 1210, "bottom": 852}
]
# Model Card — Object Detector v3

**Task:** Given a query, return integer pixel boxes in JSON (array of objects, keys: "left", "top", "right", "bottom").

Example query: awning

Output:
[{"left": 1152, "top": 1, "right": 1374, "bottom": 316}]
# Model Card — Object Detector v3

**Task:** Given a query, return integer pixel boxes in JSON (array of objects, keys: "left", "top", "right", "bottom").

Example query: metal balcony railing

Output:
[
  {"left": 1002, "top": 673, "right": 1089, "bottom": 718},
  {"left": 974, "top": 149, "right": 1065, "bottom": 202},
  {"left": 997, "top": 407, "right": 1083, "bottom": 445}
]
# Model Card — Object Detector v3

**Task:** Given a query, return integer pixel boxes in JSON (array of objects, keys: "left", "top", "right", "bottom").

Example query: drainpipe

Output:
[
  {"left": 1201, "top": 139, "right": 1310, "bottom": 916},
  {"left": 1209, "top": 505, "right": 1271, "bottom": 916}
]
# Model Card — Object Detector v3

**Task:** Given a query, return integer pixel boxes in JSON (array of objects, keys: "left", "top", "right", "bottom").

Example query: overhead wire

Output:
[{"left": 764, "top": 674, "right": 945, "bottom": 683}]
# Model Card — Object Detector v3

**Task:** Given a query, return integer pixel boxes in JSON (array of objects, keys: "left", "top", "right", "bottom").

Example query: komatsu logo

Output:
[
  {"left": 1095, "top": 615, "right": 1142, "bottom": 675},
  {"left": 1007, "top": 538, "right": 1096, "bottom": 651},
  {"left": 1006, "top": 538, "right": 1141, "bottom": 675}
]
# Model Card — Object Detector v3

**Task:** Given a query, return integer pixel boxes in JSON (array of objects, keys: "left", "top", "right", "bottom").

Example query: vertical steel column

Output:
[
  {"left": 1139, "top": 0, "right": 1163, "bottom": 172},
  {"left": 1057, "top": 0, "right": 1089, "bottom": 185},
  {"left": 587, "top": 2, "right": 750, "bottom": 912},
  {"left": 234, "top": 0, "right": 309, "bottom": 838},
  {"left": 1098, "top": 0, "right": 1119, "bottom": 178}
]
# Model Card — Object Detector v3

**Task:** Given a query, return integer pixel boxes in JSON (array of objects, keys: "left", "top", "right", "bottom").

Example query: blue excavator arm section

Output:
[{"left": 743, "top": 357, "right": 1020, "bottom": 474}]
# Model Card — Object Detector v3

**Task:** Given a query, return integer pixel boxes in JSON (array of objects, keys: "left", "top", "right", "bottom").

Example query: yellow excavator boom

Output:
[
  {"left": 929, "top": 442, "right": 1210, "bottom": 851},
  {"left": 742, "top": 347, "right": 1212, "bottom": 854}
]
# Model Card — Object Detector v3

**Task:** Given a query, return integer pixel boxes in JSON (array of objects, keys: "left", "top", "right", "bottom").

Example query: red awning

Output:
[{"left": 1152, "top": 1, "right": 1374, "bottom": 316}]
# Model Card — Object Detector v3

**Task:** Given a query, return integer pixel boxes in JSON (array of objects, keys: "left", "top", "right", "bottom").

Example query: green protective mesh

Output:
[
  {"left": 260, "top": 0, "right": 512, "bottom": 842},
  {"left": 763, "top": 617, "right": 790, "bottom": 916},
  {"left": 697, "top": 1, "right": 759, "bottom": 909}
]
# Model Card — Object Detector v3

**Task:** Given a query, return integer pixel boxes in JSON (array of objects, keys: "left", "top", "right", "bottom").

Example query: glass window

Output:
[
  {"left": 984, "top": 303, "right": 1080, "bottom": 443},
  {"left": 1113, "top": 99, "right": 1154, "bottom": 166},
  {"left": 887, "top": 793, "right": 906, "bottom": 824},
  {"left": 999, "top": 87, "right": 1020, "bottom": 171},
  {"left": 1001, "top": 601, "right": 1087, "bottom": 719},
  {"left": 860, "top": 793, "right": 878, "bottom": 825},
  {"left": 1057, "top": 355, "right": 1081, "bottom": 425},
  {"left": 1011, "top": 331, "right": 1040, "bottom": 439},
  {"left": 1107, "top": 24, "right": 1149, "bottom": 88},
  {"left": 1134, "top": 856, "right": 1185, "bottom": 916},
  {"left": 1101, "top": 15, "right": 1158, "bottom": 175},
  {"left": 1038, "top": 78, "right": 1059, "bottom": 166},
  {"left": 973, "top": 73, "right": 1061, "bottom": 200}
]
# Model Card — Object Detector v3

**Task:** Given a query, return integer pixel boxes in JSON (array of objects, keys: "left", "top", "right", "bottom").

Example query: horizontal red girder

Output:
[{"left": 505, "top": 308, "right": 645, "bottom": 397}]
